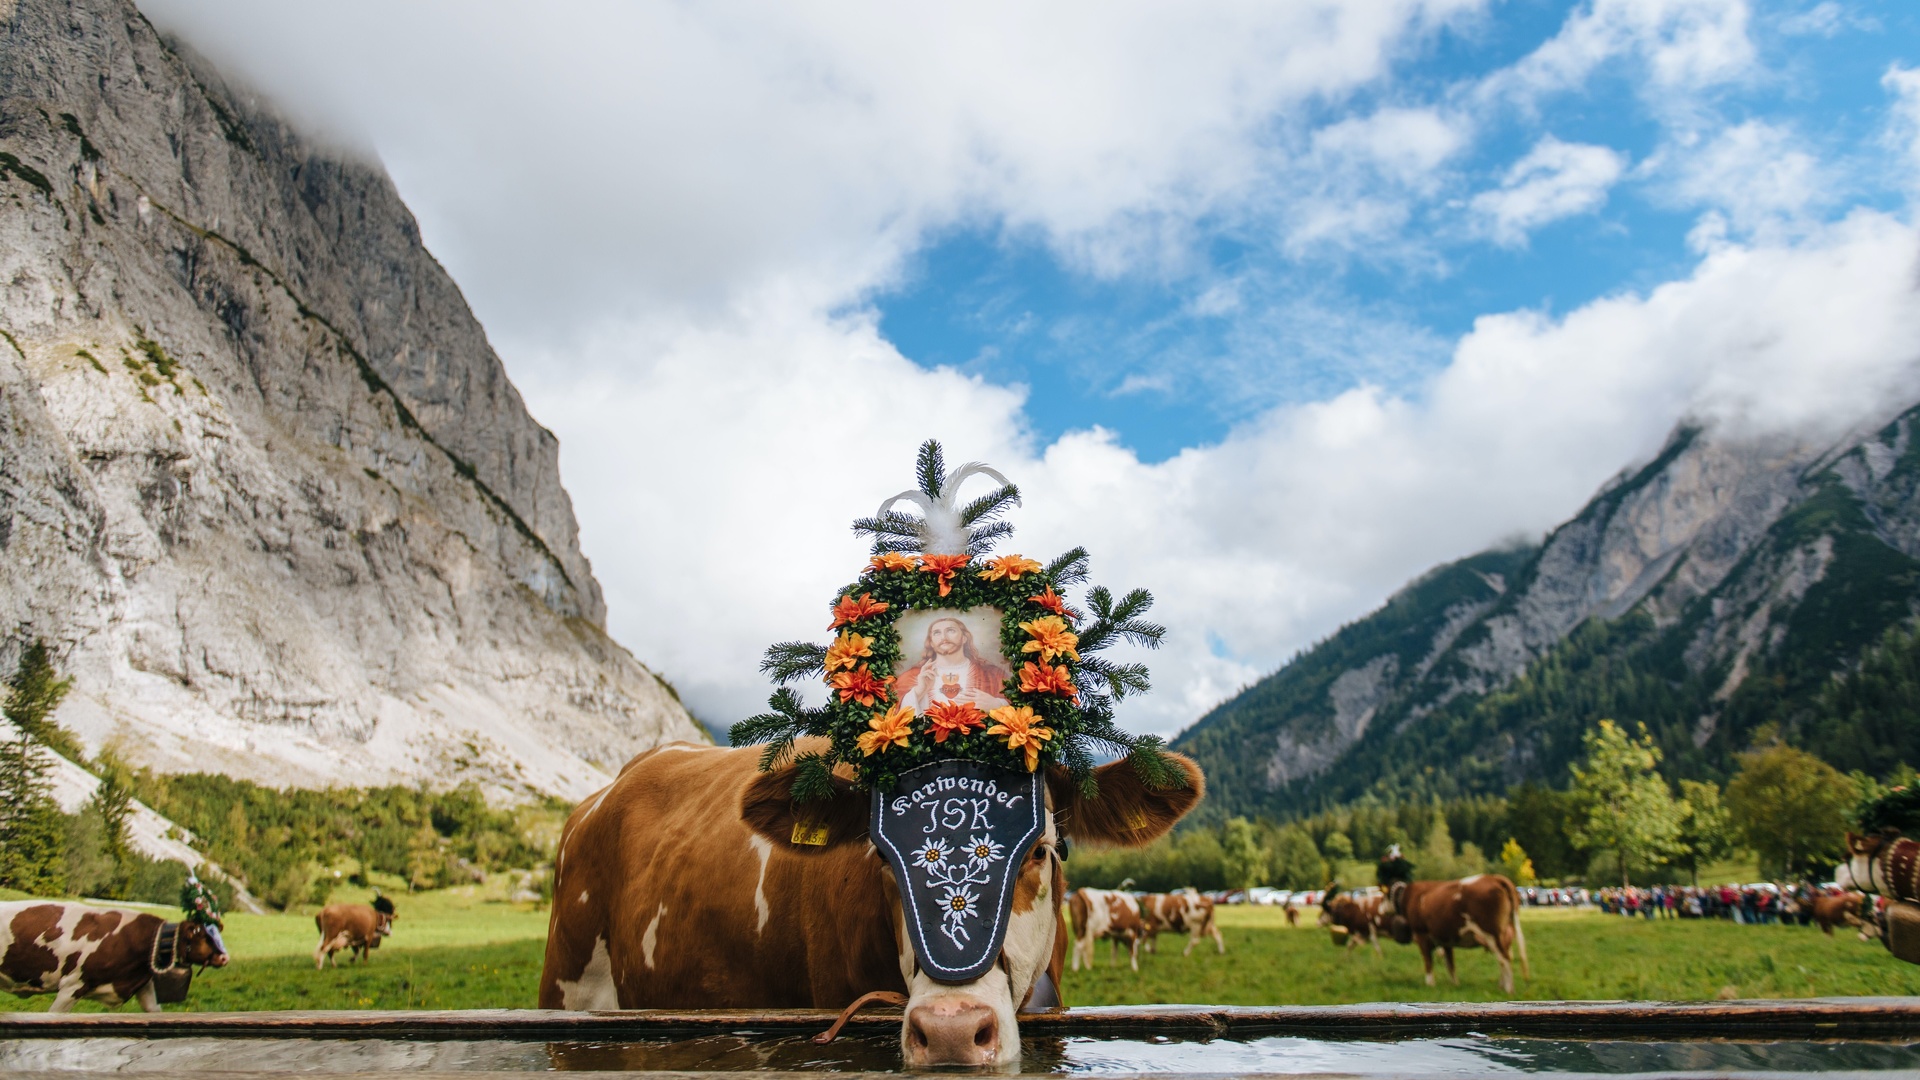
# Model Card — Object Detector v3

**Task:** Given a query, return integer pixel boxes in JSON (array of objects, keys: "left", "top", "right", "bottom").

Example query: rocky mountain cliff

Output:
[
  {"left": 1177, "top": 405, "right": 1920, "bottom": 820},
  {"left": 0, "top": 0, "right": 703, "bottom": 800}
]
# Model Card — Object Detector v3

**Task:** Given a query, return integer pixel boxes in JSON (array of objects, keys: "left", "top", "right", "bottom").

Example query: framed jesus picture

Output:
[{"left": 892, "top": 607, "right": 1012, "bottom": 716}]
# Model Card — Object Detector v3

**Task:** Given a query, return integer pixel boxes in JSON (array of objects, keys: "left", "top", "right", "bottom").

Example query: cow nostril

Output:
[
  {"left": 907, "top": 1021, "right": 929, "bottom": 1050},
  {"left": 974, "top": 1016, "right": 997, "bottom": 1047}
]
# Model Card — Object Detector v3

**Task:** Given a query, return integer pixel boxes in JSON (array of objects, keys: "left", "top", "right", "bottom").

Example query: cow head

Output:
[
  {"left": 1316, "top": 884, "right": 1342, "bottom": 928},
  {"left": 180, "top": 920, "right": 230, "bottom": 968},
  {"left": 743, "top": 753, "right": 1202, "bottom": 1067},
  {"left": 372, "top": 894, "right": 397, "bottom": 937}
]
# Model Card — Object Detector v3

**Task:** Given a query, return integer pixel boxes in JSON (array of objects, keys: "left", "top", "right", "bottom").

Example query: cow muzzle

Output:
[{"left": 904, "top": 993, "right": 1001, "bottom": 1067}]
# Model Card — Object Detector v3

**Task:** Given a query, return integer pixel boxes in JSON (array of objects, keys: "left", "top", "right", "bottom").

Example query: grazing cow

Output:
[
  {"left": 1068, "top": 887, "right": 1149, "bottom": 971},
  {"left": 314, "top": 895, "right": 397, "bottom": 969},
  {"left": 1384, "top": 874, "right": 1530, "bottom": 994},
  {"left": 1810, "top": 892, "right": 1868, "bottom": 937},
  {"left": 1318, "top": 889, "right": 1385, "bottom": 957},
  {"left": 539, "top": 740, "right": 1202, "bottom": 1068},
  {"left": 1140, "top": 888, "right": 1225, "bottom": 957},
  {"left": 0, "top": 901, "right": 228, "bottom": 1012}
]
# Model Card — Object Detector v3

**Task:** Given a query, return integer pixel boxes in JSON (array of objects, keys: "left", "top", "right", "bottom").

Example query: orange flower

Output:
[
  {"left": 978, "top": 554, "right": 1044, "bottom": 582},
  {"left": 829, "top": 591, "right": 890, "bottom": 629},
  {"left": 986, "top": 704, "right": 1054, "bottom": 771},
  {"left": 1019, "top": 615, "right": 1080, "bottom": 663},
  {"left": 829, "top": 665, "right": 895, "bottom": 706},
  {"left": 925, "top": 700, "right": 988, "bottom": 743},
  {"left": 1027, "top": 585, "right": 1082, "bottom": 620},
  {"left": 919, "top": 553, "right": 971, "bottom": 597},
  {"left": 824, "top": 630, "right": 874, "bottom": 673},
  {"left": 869, "top": 552, "right": 918, "bottom": 573},
  {"left": 858, "top": 702, "right": 915, "bottom": 756},
  {"left": 1018, "top": 661, "right": 1078, "bottom": 701}
]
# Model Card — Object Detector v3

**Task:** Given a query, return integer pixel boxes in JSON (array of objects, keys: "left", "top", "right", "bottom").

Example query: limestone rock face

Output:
[
  {"left": 1179, "top": 410, "right": 1920, "bottom": 817},
  {"left": 0, "top": 0, "right": 704, "bottom": 800}
]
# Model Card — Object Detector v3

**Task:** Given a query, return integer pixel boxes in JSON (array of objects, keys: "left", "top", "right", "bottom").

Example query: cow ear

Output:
[
  {"left": 1046, "top": 752, "right": 1203, "bottom": 848},
  {"left": 740, "top": 763, "right": 869, "bottom": 853}
]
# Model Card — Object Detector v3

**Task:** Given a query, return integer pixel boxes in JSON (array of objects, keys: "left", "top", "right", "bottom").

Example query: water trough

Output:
[{"left": 4, "top": 999, "right": 1920, "bottom": 1077}]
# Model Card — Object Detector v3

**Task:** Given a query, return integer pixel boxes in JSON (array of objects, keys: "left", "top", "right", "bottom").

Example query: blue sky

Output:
[
  {"left": 877, "top": 1, "right": 1915, "bottom": 460},
  {"left": 154, "top": 0, "right": 1920, "bottom": 735}
]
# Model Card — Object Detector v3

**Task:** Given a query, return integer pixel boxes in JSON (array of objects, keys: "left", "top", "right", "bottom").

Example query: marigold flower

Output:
[
  {"left": 858, "top": 702, "right": 915, "bottom": 756},
  {"left": 1019, "top": 615, "right": 1080, "bottom": 663},
  {"left": 925, "top": 699, "right": 988, "bottom": 743},
  {"left": 1018, "top": 661, "right": 1078, "bottom": 701},
  {"left": 1027, "top": 585, "right": 1082, "bottom": 620},
  {"left": 829, "top": 591, "right": 890, "bottom": 629},
  {"left": 986, "top": 704, "right": 1054, "bottom": 771},
  {"left": 978, "top": 555, "right": 1043, "bottom": 582},
  {"left": 829, "top": 665, "right": 894, "bottom": 707},
  {"left": 824, "top": 630, "right": 874, "bottom": 673},
  {"left": 919, "top": 553, "right": 971, "bottom": 597},
  {"left": 869, "top": 552, "right": 919, "bottom": 573}
]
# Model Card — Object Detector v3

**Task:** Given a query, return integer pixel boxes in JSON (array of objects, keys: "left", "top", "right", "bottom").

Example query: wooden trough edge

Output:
[{"left": 3, "top": 999, "right": 1920, "bottom": 1041}]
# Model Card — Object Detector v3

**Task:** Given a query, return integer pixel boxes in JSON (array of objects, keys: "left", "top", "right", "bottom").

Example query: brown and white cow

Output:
[
  {"left": 1068, "top": 887, "right": 1149, "bottom": 971},
  {"left": 1384, "top": 874, "right": 1530, "bottom": 994},
  {"left": 1140, "top": 888, "right": 1225, "bottom": 957},
  {"left": 1810, "top": 892, "right": 1868, "bottom": 937},
  {"left": 1317, "top": 888, "right": 1385, "bottom": 957},
  {"left": 314, "top": 896, "right": 396, "bottom": 969},
  {"left": 538, "top": 739, "right": 1202, "bottom": 1068},
  {"left": 0, "top": 901, "right": 228, "bottom": 1012}
]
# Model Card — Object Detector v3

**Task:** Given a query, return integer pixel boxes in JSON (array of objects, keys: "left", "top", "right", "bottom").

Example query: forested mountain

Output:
[{"left": 1176, "top": 407, "right": 1920, "bottom": 821}]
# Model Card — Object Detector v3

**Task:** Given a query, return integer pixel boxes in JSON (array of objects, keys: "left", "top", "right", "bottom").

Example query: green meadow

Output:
[{"left": 8, "top": 888, "right": 1920, "bottom": 1012}]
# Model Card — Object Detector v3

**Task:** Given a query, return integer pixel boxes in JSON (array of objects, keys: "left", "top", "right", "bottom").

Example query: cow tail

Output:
[{"left": 1505, "top": 877, "right": 1531, "bottom": 979}]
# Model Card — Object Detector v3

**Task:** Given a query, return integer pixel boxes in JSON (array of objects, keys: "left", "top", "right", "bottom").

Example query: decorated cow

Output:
[
  {"left": 0, "top": 874, "right": 228, "bottom": 1011},
  {"left": 314, "top": 892, "right": 397, "bottom": 968},
  {"left": 1838, "top": 784, "right": 1920, "bottom": 964},
  {"left": 539, "top": 442, "right": 1204, "bottom": 1068}
]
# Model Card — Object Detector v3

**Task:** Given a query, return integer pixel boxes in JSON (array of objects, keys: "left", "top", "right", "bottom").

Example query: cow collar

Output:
[
  {"left": 870, "top": 760, "right": 1044, "bottom": 984},
  {"left": 151, "top": 921, "right": 185, "bottom": 974}
]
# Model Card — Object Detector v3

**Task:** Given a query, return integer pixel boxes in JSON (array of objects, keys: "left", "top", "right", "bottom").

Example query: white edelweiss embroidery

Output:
[
  {"left": 937, "top": 884, "right": 982, "bottom": 945},
  {"left": 965, "top": 834, "right": 1004, "bottom": 868},
  {"left": 912, "top": 838, "right": 952, "bottom": 870}
]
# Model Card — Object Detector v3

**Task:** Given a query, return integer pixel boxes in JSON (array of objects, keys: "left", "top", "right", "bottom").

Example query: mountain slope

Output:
[
  {"left": 0, "top": 0, "right": 703, "bottom": 798},
  {"left": 1176, "top": 408, "right": 1920, "bottom": 819}
]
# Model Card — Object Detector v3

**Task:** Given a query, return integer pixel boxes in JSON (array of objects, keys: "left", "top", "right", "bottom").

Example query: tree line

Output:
[{"left": 1072, "top": 718, "right": 1884, "bottom": 891}]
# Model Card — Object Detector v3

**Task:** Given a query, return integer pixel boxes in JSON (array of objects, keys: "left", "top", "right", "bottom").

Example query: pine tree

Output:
[
  {"left": 0, "top": 643, "right": 73, "bottom": 894},
  {"left": 87, "top": 750, "right": 137, "bottom": 899}
]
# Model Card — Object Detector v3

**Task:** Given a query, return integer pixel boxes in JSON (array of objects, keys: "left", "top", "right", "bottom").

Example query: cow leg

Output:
[
  {"left": 1183, "top": 927, "right": 1198, "bottom": 957},
  {"left": 1129, "top": 936, "right": 1141, "bottom": 972},
  {"left": 1418, "top": 937, "right": 1436, "bottom": 986},
  {"left": 1211, "top": 921, "right": 1226, "bottom": 954},
  {"left": 137, "top": 981, "right": 162, "bottom": 1013},
  {"left": 47, "top": 986, "right": 80, "bottom": 1014},
  {"left": 1369, "top": 930, "right": 1382, "bottom": 958},
  {"left": 1443, "top": 946, "right": 1458, "bottom": 986}
]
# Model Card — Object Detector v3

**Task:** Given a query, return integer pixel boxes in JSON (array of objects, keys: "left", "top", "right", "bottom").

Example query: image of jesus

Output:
[{"left": 897, "top": 615, "right": 1011, "bottom": 716}]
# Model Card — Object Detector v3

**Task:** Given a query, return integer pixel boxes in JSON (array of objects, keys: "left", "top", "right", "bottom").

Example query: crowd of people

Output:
[{"left": 1590, "top": 883, "right": 1839, "bottom": 924}]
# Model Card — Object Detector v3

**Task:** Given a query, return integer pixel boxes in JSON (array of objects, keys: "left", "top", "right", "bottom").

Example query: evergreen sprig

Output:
[
  {"left": 1854, "top": 782, "right": 1920, "bottom": 836},
  {"left": 759, "top": 642, "right": 828, "bottom": 684}
]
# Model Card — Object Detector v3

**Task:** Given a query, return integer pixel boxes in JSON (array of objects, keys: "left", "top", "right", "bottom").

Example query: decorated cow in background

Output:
[
  {"left": 0, "top": 872, "right": 228, "bottom": 1011},
  {"left": 540, "top": 442, "right": 1205, "bottom": 1068},
  {"left": 314, "top": 892, "right": 397, "bottom": 968},
  {"left": 1839, "top": 784, "right": 1920, "bottom": 963}
]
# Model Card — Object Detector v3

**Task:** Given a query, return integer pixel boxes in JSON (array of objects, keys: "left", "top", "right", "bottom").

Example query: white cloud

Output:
[
  {"left": 1470, "top": 136, "right": 1627, "bottom": 245},
  {"left": 1886, "top": 65, "right": 1920, "bottom": 191},
  {"left": 1651, "top": 120, "right": 1828, "bottom": 233},
  {"left": 525, "top": 212, "right": 1920, "bottom": 736},
  {"left": 1483, "top": 0, "right": 1754, "bottom": 107}
]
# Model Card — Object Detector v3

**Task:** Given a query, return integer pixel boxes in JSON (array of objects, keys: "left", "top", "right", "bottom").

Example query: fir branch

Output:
[
  {"left": 1126, "top": 735, "right": 1188, "bottom": 791},
  {"left": 758, "top": 735, "right": 798, "bottom": 772},
  {"left": 1079, "top": 655, "right": 1152, "bottom": 700},
  {"left": 761, "top": 642, "right": 828, "bottom": 684},
  {"left": 851, "top": 510, "right": 923, "bottom": 540},
  {"left": 1077, "top": 587, "right": 1164, "bottom": 653},
  {"left": 790, "top": 751, "right": 837, "bottom": 803},
  {"left": 1064, "top": 737, "right": 1096, "bottom": 798},
  {"left": 1045, "top": 548, "right": 1090, "bottom": 588},
  {"left": 731, "top": 687, "right": 812, "bottom": 747},
  {"left": 916, "top": 440, "right": 946, "bottom": 500},
  {"left": 965, "top": 520, "right": 1015, "bottom": 555},
  {"left": 959, "top": 484, "right": 1021, "bottom": 527}
]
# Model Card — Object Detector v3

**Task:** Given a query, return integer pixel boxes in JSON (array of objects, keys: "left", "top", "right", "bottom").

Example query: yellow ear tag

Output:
[
  {"left": 791, "top": 819, "right": 830, "bottom": 846},
  {"left": 1125, "top": 809, "right": 1149, "bottom": 832}
]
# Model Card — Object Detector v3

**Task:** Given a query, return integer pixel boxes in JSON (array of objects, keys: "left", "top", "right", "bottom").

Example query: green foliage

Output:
[
  {"left": 1568, "top": 720, "right": 1684, "bottom": 886},
  {"left": 134, "top": 335, "right": 178, "bottom": 380},
  {"left": 1219, "top": 817, "right": 1267, "bottom": 889},
  {"left": 0, "top": 643, "right": 72, "bottom": 894},
  {"left": 1725, "top": 743, "right": 1855, "bottom": 880},
  {"left": 1853, "top": 777, "right": 1920, "bottom": 836},
  {"left": 1499, "top": 838, "right": 1536, "bottom": 886},
  {"left": 1674, "top": 778, "right": 1734, "bottom": 885},
  {"left": 136, "top": 773, "right": 561, "bottom": 909}
]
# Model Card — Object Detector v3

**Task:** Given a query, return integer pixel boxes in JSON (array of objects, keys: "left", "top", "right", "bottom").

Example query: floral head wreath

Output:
[{"left": 732, "top": 440, "right": 1183, "bottom": 800}]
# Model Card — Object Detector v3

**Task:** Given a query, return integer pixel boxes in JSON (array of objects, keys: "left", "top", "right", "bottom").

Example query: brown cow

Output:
[
  {"left": 1318, "top": 888, "right": 1385, "bottom": 957},
  {"left": 1068, "top": 887, "right": 1148, "bottom": 971},
  {"left": 1384, "top": 874, "right": 1530, "bottom": 994},
  {"left": 314, "top": 895, "right": 396, "bottom": 968},
  {"left": 1810, "top": 892, "right": 1869, "bottom": 937},
  {"left": 1140, "top": 888, "right": 1225, "bottom": 957},
  {"left": 0, "top": 901, "right": 228, "bottom": 1011},
  {"left": 538, "top": 740, "right": 1202, "bottom": 1068}
]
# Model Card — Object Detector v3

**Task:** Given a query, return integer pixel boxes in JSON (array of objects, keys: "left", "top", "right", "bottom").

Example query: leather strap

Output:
[
  {"left": 150, "top": 921, "right": 180, "bottom": 973},
  {"left": 811, "top": 990, "right": 908, "bottom": 1045}
]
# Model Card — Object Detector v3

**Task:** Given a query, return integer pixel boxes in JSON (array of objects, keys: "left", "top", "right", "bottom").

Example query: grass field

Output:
[{"left": 7, "top": 893, "right": 1919, "bottom": 1012}]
